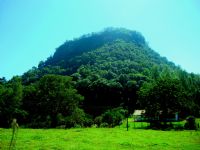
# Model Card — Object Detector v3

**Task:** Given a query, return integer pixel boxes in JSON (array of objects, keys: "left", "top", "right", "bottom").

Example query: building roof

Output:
[{"left": 133, "top": 110, "right": 145, "bottom": 116}]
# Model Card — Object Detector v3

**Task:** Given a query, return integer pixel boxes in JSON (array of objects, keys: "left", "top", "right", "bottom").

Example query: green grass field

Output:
[{"left": 0, "top": 120, "right": 200, "bottom": 150}]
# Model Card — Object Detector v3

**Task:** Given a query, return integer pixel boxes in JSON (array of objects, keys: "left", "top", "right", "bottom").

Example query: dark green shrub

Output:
[
  {"left": 26, "top": 115, "right": 51, "bottom": 128},
  {"left": 174, "top": 124, "right": 184, "bottom": 131},
  {"left": 184, "top": 116, "right": 197, "bottom": 130},
  {"left": 101, "top": 107, "right": 125, "bottom": 127},
  {"left": 94, "top": 116, "right": 103, "bottom": 127},
  {"left": 83, "top": 114, "right": 93, "bottom": 127},
  {"left": 65, "top": 108, "right": 92, "bottom": 128},
  {"left": 100, "top": 122, "right": 109, "bottom": 128},
  {"left": 56, "top": 113, "right": 65, "bottom": 126}
]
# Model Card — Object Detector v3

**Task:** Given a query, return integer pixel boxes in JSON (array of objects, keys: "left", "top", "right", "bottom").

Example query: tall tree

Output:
[
  {"left": 0, "top": 76, "right": 24, "bottom": 127},
  {"left": 138, "top": 77, "right": 187, "bottom": 121},
  {"left": 23, "top": 75, "right": 84, "bottom": 127}
]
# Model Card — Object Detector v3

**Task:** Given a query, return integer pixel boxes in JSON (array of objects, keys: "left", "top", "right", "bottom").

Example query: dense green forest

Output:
[{"left": 0, "top": 28, "right": 200, "bottom": 128}]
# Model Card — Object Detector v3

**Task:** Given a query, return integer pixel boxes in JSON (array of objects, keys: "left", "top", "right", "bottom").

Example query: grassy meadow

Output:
[{"left": 0, "top": 120, "right": 200, "bottom": 150}]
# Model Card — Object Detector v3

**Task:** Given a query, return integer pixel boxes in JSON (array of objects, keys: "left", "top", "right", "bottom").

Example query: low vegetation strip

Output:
[{"left": 1, "top": 128, "right": 200, "bottom": 150}]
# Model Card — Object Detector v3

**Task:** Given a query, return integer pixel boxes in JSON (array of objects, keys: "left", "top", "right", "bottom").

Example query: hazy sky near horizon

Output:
[{"left": 1, "top": 0, "right": 200, "bottom": 80}]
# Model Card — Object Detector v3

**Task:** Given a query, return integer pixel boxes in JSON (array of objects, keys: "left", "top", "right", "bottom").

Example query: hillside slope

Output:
[
  {"left": 1, "top": 28, "right": 200, "bottom": 128},
  {"left": 22, "top": 28, "right": 181, "bottom": 115},
  {"left": 44, "top": 28, "right": 175, "bottom": 72}
]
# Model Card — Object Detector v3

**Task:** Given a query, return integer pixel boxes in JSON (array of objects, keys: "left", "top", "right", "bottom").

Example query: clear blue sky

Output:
[{"left": 1, "top": 0, "right": 200, "bottom": 80}]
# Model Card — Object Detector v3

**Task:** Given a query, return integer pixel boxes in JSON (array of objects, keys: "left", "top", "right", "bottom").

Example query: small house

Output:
[{"left": 133, "top": 110, "right": 146, "bottom": 122}]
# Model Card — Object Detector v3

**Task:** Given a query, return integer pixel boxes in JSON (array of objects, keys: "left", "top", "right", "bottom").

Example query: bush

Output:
[
  {"left": 174, "top": 124, "right": 184, "bottom": 131},
  {"left": 101, "top": 107, "right": 125, "bottom": 127},
  {"left": 184, "top": 116, "right": 197, "bottom": 130},
  {"left": 100, "top": 122, "right": 109, "bottom": 128},
  {"left": 83, "top": 114, "right": 93, "bottom": 127},
  {"left": 65, "top": 108, "right": 93, "bottom": 128},
  {"left": 56, "top": 113, "right": 66, "bottom": 126},
  {"left": 74, "top": 124, "right": 82, "bottom": 128},
  {"left": 94, "top": 116, "right": 103, "bottom": 127},
  {"left": 26, "top": 115, "right": 51, "bottom": 128},
  {"left": 91, "top": 124, "right": 98, "bottom": 128}
]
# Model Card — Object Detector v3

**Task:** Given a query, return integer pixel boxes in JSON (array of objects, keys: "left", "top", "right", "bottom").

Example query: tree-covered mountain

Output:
[
  {"left": 22, "top": 28, "right": 179, "bottom": 114},
  {"left": 40, "top": 28, "right": 176, "bottom": 74},
  {"left": 1, "top": 28, "right": 200, "bottom": 128}
]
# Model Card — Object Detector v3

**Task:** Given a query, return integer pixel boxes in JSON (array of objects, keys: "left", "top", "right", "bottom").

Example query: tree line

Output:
[
  {"left": 1, "top": 28, "right": 200, "bottom": 128},
  {"left": 0, "top": 68, "right": 199, "bottom": 128}
]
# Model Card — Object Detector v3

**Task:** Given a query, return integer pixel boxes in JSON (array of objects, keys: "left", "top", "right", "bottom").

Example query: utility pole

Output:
[
  {"left": 126, "top": 115, "right": 128, "bottom": 131},
  {"left": 126, "top": 98, "right": 129, "bottom": 131}
]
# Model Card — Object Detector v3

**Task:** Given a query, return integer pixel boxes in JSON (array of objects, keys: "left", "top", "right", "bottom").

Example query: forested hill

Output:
[
  {"left": 43, "top": 28, "right": 175, "bottom": 71},
  {"left": 45, "top": 27, "right": 147, "bottom": 66},
  {"left": 1, "top": 28, "right": 200, "bottom": 128},
  {"left": 22, "top": 28, "right": 177, "bottom": 84},
  {"left": 22, "top": 28, "right": 200, "bottom": 116},
  {"left": 21, "top": 27, "right": 188, "bottom": 114}
]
